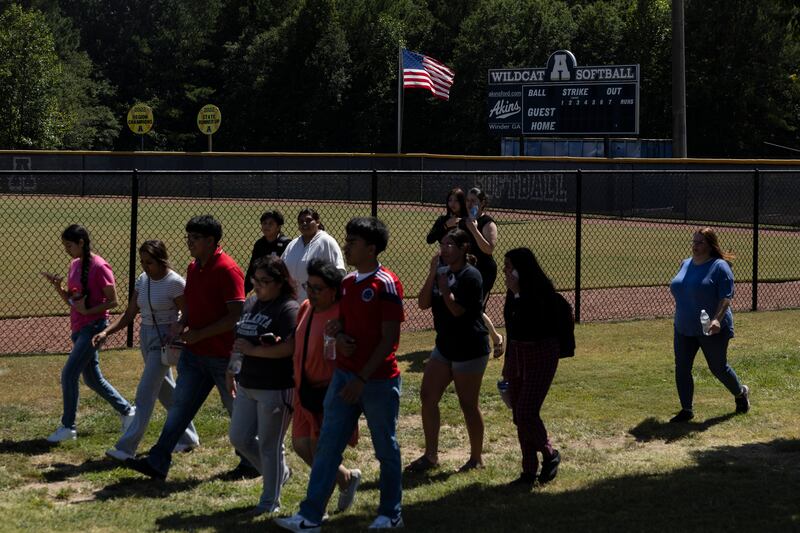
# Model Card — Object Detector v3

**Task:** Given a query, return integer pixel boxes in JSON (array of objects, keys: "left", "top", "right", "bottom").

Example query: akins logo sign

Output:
[{"left": 489, "top": 99, "right": 521, "bottom": 119}]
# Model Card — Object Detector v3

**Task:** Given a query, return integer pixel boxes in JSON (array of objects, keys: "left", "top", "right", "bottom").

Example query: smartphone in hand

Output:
[{"left": 260, "top": 333, "right": 278, "bottom": 345}]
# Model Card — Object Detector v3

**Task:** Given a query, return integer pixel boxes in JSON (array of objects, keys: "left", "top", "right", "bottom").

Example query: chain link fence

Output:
[{"left": 1, "top": 168, "right": 799, "bottom": 354}]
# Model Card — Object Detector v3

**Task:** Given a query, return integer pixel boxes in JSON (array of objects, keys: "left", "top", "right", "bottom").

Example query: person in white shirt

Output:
[
  {"left": 282, "top": 208, "right": 346, "bottom": 301},
  {"left": 93, "top": 240, "right": 200, "bottom": 461}
]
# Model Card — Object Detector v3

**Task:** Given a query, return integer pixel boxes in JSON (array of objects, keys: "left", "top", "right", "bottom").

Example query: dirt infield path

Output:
[{"left": 3, "top": 280, "right": 798, "bottom": 354}]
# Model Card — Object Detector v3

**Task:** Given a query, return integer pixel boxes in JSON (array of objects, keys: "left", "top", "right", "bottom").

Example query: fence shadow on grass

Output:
[
  {"left": 628, "top": 414, "right": 737, "bottom": 444},
  {"left": 400, "top": 438, "right": 800, "bottom": 531},
  {"left": 396, "top": 350, "right": 429, "bottom": 373}
]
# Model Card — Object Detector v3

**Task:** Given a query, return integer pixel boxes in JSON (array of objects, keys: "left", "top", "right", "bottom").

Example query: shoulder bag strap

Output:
[{"left": 147, "top": 276, "right": 166, "bottom": 347}]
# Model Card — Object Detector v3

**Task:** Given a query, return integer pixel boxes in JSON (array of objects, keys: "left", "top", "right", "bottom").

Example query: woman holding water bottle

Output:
[
  {"left": 464, "top": 187, "right": 505, "bottom": 358},
  {"left": 668, "top": 228, "right": 750, "bottom": 423},
  {"left": 290, "top": 258, "right": 362, "bottom": 513},
  {"left": 227, "top": 255, "right": 299, "bottom": 515}
]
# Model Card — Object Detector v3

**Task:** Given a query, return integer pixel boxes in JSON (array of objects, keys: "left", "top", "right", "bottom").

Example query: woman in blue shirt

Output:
[{"left": 668, "top": 228, "right": 750, "bottom": 422}]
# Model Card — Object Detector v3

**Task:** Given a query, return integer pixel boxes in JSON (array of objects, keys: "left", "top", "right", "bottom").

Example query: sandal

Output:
[
  {"left": 404, "top": 455, "right": 438, "bottom": 473},
  {"left": 458, "top": 458, "right": 484, "bottom": 472},
  {"left": 493, "top": 334, "right": 505, "bottom": 358}
]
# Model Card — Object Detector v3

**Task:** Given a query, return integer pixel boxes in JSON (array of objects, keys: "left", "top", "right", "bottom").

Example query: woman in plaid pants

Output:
[{"left": 502, "top": 248, "right": 564, "bottom": 487}]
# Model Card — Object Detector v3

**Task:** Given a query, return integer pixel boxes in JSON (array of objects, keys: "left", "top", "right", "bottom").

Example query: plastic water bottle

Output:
[
  {"left": 700, "top": 309, "right": 711, "bottom": 336},
  {"left": 497, "top": 380, "right": 512, "bottom": 408},
  {"left": 228, "top": 358, "right": 242, "bottom": 374},
  {"left": 323, "top": 334, "right": 337, "bottom": 360}
]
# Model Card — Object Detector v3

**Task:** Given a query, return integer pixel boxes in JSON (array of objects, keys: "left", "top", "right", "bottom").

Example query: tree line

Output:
[{"left": 1, "top": 0, "right": 798, "bottom": 157}]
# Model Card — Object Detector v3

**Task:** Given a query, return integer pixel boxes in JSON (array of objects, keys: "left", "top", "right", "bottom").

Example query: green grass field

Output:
[
  {"left": 0, "top": 311, "right": 798, "bottom": 531},
  {"left": 3, "top": 194, "right": 800, "bottom": 318}
]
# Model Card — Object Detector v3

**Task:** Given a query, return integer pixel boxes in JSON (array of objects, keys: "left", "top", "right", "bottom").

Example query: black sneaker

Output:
[
  {"left": 538, "top": 450, "right": 560, "bottom": 484},
  {"left": 125, "top": 457, "right": 166, "bottom": 480},
  {"left": 735, "top": 385, "right": 750, "bottom": 414},
  {"left": 669, "top": 409, "right": 695, "bottom": 423},
  {"left": 509, "top": 472, "right": 537, "bottom": 487},
  {"left": 227, "top": 460, "right": 260, "bottom": 479}
]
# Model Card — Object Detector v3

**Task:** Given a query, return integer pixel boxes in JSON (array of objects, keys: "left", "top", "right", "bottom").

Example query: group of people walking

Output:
[{"left": 40, "top": 189, "right": 751, "bottom": 530}]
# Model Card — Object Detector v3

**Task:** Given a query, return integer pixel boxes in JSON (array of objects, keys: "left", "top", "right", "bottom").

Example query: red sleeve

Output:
[{"left": 219, "top": 263, "right": 245, "bottom": 302}]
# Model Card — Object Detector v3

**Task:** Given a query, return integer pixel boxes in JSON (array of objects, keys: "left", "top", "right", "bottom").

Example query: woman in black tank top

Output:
[{"left": 464, "top": 187, "right": 504, "bottom": 357}]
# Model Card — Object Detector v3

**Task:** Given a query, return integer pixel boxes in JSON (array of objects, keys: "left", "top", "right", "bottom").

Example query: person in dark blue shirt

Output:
[{"left": 668, "top": 228, "right": 750, "bottom": 423}]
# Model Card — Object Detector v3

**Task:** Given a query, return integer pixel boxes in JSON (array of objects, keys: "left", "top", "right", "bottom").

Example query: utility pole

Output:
[{"left": 672, "top": 0, "right": 687, "bottom": 157}]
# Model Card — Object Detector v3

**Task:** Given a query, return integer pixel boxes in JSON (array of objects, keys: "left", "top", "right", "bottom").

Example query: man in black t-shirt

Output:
[{"left": 245, "top": 210, "right": 291, "bottom": 294}]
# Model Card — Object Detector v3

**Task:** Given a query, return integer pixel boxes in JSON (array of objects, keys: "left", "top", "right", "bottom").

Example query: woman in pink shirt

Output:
[{"left": 41, "top": 225, "right": 134, "bottom": 443}]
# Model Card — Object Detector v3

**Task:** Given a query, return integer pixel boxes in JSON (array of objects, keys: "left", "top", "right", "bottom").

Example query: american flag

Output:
[{"left": 402, "top": 49, "right": 455, "bottom": 101}]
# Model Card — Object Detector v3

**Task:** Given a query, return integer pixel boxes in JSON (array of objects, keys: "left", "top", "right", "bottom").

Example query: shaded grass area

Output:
[
  {"left": 4, "top": 194, "right": 800, "bottom": 318},
  {"left": 0, "top": 310, "right": 798, "bottom": 531}
]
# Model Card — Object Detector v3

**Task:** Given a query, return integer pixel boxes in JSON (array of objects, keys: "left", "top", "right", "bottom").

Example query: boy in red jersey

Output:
[{"left": 276, "top": 217, "right": 405, "bottom": 532}]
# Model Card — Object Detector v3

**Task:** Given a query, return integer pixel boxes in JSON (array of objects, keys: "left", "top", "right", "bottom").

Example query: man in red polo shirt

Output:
[
  {"left": 277, "top": 217, "right": 405, "bottom": 532},
  {"left": 127, "top": 215, "right": 247, "bottom": 480}
]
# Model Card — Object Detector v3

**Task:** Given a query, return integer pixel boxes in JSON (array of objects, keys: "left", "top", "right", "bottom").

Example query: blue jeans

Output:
[
  {"left": 115, "top": 325, "right": 199, "bottom": 455},
  {"left": 299, "top": 369, "right": 402, "bottom": 523},
  {"left": 145, "top": 349, "right": 232, "bottom": 475},
  {"left": 61, "top": 319, "right": 132, "bottom": 429},
  {"left": 674, "top": 330, "right": 744, "bottom": 411}
]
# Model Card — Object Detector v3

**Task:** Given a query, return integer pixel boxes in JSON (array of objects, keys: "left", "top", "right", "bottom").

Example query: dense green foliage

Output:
[{"left": 0, "top": 0, "right": 798, "bottom": 155}]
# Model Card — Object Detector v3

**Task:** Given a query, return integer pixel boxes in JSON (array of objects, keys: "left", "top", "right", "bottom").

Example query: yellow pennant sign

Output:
[
  {"left": 127, "top": 103, "right": 154, "bottom": 134},
  {"left": 197, "top": 104, "right": 222, "bottom": 135}
]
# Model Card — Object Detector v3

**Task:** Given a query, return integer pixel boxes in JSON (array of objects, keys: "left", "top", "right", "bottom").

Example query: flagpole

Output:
[{"left": 397, "top": 44, "right": 403, "bottom": 154}]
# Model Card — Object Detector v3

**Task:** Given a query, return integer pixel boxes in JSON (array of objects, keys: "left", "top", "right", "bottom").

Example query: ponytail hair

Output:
[
  {"left": 62, "top": 224, "right": 92, "bottom": 301},
  {"left": 444, "top": 229, "right": 476, "bottom": 266}
]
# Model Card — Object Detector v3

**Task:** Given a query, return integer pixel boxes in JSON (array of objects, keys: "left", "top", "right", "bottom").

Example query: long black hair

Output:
[
  {"left": 253, "top": 255, "right": 297, "bottom": 300},
  {"left": 504, "top": 247, "right": 555, "bottom": 303},
  {"left": 62, "top": 224, "right": 92, "bottom": 301},
  {"left": 445, "top": 187, "right": 467, "bottom": 217}
]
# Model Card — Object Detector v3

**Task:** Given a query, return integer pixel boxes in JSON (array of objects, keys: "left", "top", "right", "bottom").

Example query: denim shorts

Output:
[{"left": 430, "top": 347, "right": 490, "bottom": 374}]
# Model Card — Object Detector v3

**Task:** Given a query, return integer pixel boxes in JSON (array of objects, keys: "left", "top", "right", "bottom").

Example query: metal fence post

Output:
[
  {"left": 575, "top": 169, "right": 582, "bottom": 323},
  {"left": 752, "top": 168, "right": 759, "bottom": 311},
  {"left": 126, "top": 169, "right": 140, "bottom": 347},
  {"left": 371, "top": 169, "right": 378, "bottom": 217}
]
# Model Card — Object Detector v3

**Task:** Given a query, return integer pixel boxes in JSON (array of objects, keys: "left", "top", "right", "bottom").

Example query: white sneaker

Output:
[
  {"left": 368, "top": 514, "right": 404, "bottom": 529},
  {"left": 274, "top": 513, "right": 321, "bottom": 532},
  {"left": 337, "top": 468, "right": 362, "bottom": 512},
  {"left": 173, "top": 442, "right": 197, "bottom": 453},
  {"left": 46, "top": 425, "right": 77, "bottom": 443},
  {"left": 106, "top": 447, "right": 134, "bottom": 461},
  {"left": 121, "top": 406, "right": 136, "bottom": 432}
]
